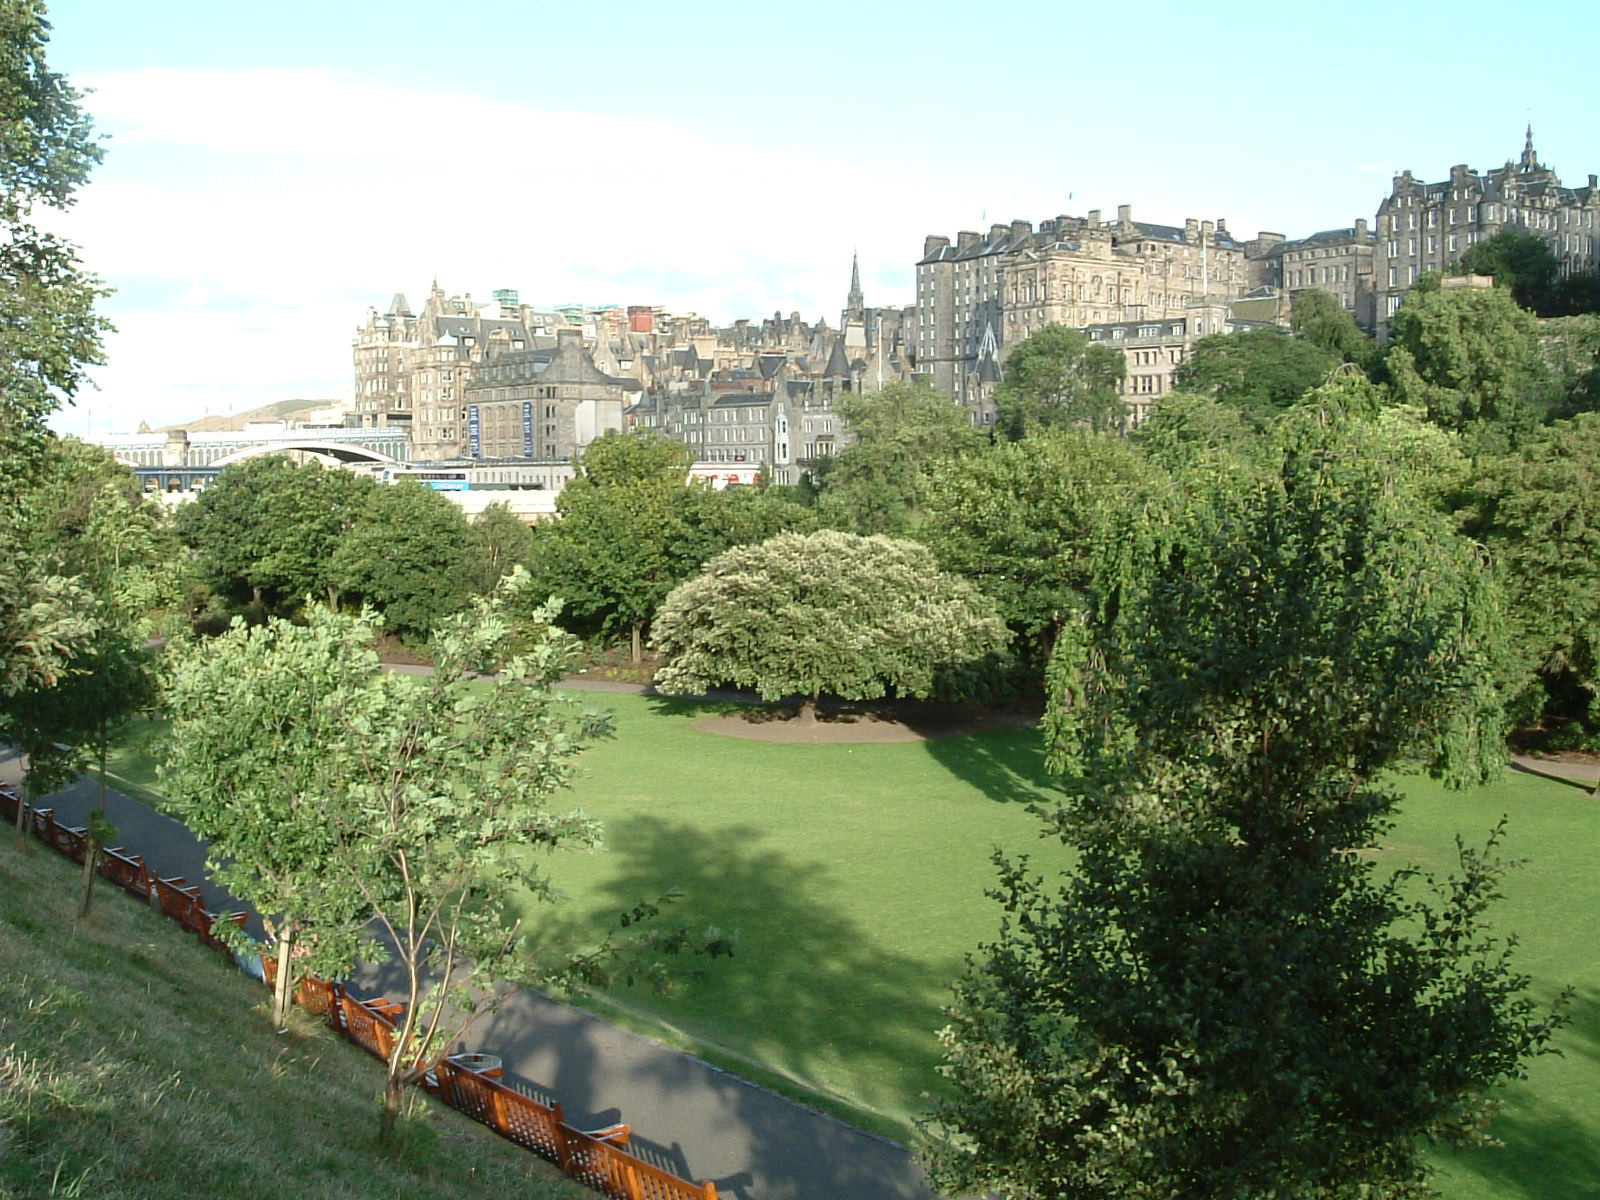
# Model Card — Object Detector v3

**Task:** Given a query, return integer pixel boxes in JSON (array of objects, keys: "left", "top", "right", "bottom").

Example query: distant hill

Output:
[{"left": 154, "top": 398, "right": 345, "bottom": 433}]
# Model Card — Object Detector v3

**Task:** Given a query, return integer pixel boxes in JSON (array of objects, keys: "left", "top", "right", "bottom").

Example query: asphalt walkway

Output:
[{"left": 0, "top": 748, "right": 940, "bottom": 1200}]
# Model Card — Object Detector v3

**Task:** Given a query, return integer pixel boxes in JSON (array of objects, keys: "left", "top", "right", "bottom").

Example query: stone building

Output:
[
  {"left": 624, "top": 258, "right": 908, "bottom": 484},
  {"left": 461, "top": 326, "right": 636, "bottom": 461},
  {"left": 915, "top": 205, "right": 1253, "bottom": 420},
  {"left": 1374, "top": 130, "right": 1600, "bottom": 332},
  {"left": 353, "top": 282, "right": 552, "bottom": 460},
  {"left": 1253, "top": 221, "right": 1377, "bottom": 331}
]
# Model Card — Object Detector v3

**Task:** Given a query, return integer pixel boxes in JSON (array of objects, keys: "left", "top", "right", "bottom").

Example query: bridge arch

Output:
[{"left": 207, "top": 440, "right": 404, "bottom": 468}]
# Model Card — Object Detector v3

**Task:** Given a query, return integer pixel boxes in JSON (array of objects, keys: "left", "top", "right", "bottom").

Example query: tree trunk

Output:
[
  {"left": 80, "top": 834, "right": 99, "bottom": 916},
  {"left": 81, "top": 742, "right": 108, "bottom": 918},
  {"left": 378, "top": 1069, "right": 406, "bottom": 1144},
  {"left": 630, "top": 620, "right": 643, "bottom": 665},
  {"left": 798, "top": 694, "right": 819, "bottom": 725},
  {"left": 271, "top": 929, "right": 296, "bottom": 1030},
  {"left": 14, "top": 778, "right": 29, "bottom": 845}
]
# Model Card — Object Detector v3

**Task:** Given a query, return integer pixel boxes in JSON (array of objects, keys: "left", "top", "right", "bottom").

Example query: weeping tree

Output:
[{"left": 926, "top": 384, "right": 1564, "bottom": 1200}]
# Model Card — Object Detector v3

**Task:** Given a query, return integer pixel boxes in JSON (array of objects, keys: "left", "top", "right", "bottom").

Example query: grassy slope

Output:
[{"left": 0, "top": 841, "right": 587, "bottom": 1200}]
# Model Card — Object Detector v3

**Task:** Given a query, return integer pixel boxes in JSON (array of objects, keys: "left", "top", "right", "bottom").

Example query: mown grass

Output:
[
  {"left": 0, "top": 838, "right": 587, "bottom": 1200},
  {"left": 532, "top": 693, "right": 1600, "bottom": 1199},
  {"left": 103, "top": 693, "right": 1600, "bottom": 1197}
]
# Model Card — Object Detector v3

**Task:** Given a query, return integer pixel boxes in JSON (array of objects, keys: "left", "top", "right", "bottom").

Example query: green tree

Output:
[
  {"left": 571, "top": 429, "right": 693, "bottom": 488},
  {"left": 926, "top": 393, "right": 1560, "bottom": 1200},
  {"left": 1172, "top": 325, "right": 1340, "bottom": 418},
  {"left": 992, "top": 324, "right": 1126, "bottom": 438},
  {"left": 2, "top": 635, "right": 95, "bottom": 842},
  {"left": 330, "top": 479, "right": 471, "bottom": 641},
  {"left": 1454, "top": 229, "right": 1559, "bottom": 314},
  {"left": 167, "top": 578, "right": 724, "bottom": 1139},
  {"left": 529, "top": 471, "right": 706, "bottom": 662},
  {"left": 1385, "top": 282, "right": 1546, "bottom": 445},
  {"left": 0, "top": 0, "right": 109, "bottom": 517},
  {"left": 528, "top": 443, "right": 814, "bottom": 661},
  {"left": 921, "top": 430, "right": 1169, "bottom": 684},
  {"left": 818, "top": 381, "right": 985, "bottom": 534},
  {"left": 653, "top": 529, "right": 1008, "bottom": 719},
  {"left": 57, "top": 626, "right": 155, "bottom": 915},
  {"left": 0, "top": 2, "right": 105, "bottom": 699},
  {"left": 1549, "top": 270, "right": 1600, "bottom": 318},
  {"left": 1290, "top": 287, "right": 1375, "bottom": 368},
  {"left": 161, "top": 610, "right": 393, "bottom": 1028},
  {"left": 1465, "top": 411, "right": 1600, "bottom": 741},
  {"left": 1539, "top": 313, "right": 1600, "bottom": 420},
  {"left": 1128, "top": 392, "right": 1259, "bottom": 470},
  {"left": 462, "top": 502, "right": 536, "bottom": 596},
  {"left": 0, "top": 558, "right": 93, "bottom": 697},
  {"left": 175, "top": 456, "right": 377, "bottom": 613}
]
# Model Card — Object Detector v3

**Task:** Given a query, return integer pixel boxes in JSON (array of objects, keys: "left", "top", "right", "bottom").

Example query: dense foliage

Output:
[
  {"left": 925, "top": 388, "right": 1561, "bottom": 1200},
  {"left": 527, "top": 432, "right": 814, "bottom": 659},
  {"left": 814, "top": 381, "right": 985, "bottom": 533},
  {"left": 653, "top": 529, "right": 1008, "bottom": 716},
  {"left": 992, "top": 324, "right": 1126, "bottom": 438},
  {"left": 920, "top": 430, "right": 1167, "bottom": 684},
  {"left": 1172, "top": 325, "right": 1341, "bottom": 418}
]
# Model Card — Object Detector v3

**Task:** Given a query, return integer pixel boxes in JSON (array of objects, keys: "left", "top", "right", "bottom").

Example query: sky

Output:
[{"left": 37, "top": 0, "right": 1600, "bottom": 436}]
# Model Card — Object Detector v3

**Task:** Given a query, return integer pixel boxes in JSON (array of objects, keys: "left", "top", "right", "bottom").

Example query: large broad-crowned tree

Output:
[
  {"left": 1172, "top": 325, "right": 1340, "bottom": 419},
  {"left": 992, "top": 323, "right": 1127, "bottom": 439},
  {"left": 1384, "top": 278, "right": 1548, "bottom": 447},
  {"left": 175, "top": 456, "right": 377, "bottom": 614},
  {"left": 652, "top": 529, "right": 1008, "bottom": 719},
  {"left": 1452, "top": 229, "right": 1560, "bottom": 315},
  {"left": 527, "top": 433, "right": 813, "bottom": 661},
  {"left": 925, "top": 381, "right": 1563, "bottom": 1200},
  {"left": 1466, "top": 411, "right": 1600, "bottom": 742},
  {"left": 920, "top": 430, "right": 1169, "bottom": 686},
  {"left": 330, "top": 477, "right": 471, "bottom": 640},
  {"left": 816, "top": 381, "right": 986, "bottom": 534}
]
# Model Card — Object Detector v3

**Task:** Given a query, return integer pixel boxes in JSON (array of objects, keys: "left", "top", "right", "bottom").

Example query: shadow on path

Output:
[{"left": 516, "top": 814, "right": 944, "bottom": 1199}]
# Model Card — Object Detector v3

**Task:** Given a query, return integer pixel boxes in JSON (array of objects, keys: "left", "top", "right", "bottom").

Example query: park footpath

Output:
[{"left": 0, "top": 741, "right": 942, "bottom": 1200}]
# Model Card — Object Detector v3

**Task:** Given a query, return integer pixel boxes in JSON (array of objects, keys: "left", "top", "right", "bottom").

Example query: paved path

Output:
[{"left": 0, "top": 748, "right": 939, "bottom": 1200}]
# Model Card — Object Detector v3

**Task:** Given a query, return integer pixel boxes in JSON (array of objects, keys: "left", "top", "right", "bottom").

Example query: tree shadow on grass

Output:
[
  {"left": 643, "top": 692, "right": 776, "bottom": 721},
  {"left": 1433, "top": 986, "right": 1600, "bottom": 1199},
  {"left": 918, "top": 722, "right": 1063, "bottom": 806},
  {"left": 510, "top": 814, "right": 944, "bottom": 1199}
]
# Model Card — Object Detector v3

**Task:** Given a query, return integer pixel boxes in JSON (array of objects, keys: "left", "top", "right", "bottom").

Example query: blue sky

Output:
[{"left": 40, "top": 0, "right": 1600, "bottom": 434}]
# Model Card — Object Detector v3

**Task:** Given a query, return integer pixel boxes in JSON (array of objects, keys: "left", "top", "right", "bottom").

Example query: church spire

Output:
[
  {"left": 1520, "top": 124, "right": 1539, "bottom": 171},
  {"left": 845, "top": 251, "right": 865, "bottom": 326}
]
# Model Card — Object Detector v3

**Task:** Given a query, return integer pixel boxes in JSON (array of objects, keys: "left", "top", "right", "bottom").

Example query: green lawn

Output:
[
  {"left": 532, "top": 693, "right": 1600, "bottom": 1199},
  {"left": 101, "top": 694, "right": 1600, "bottom": 1197}
]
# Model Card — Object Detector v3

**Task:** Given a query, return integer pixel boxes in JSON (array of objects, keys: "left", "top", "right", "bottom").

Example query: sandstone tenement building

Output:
[
  {"left": 914, "top": 205, "right": 1254, "bottom": 421},
  {"left": 1374, "top": 130, "right": 1600, "bottom": 332}
]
